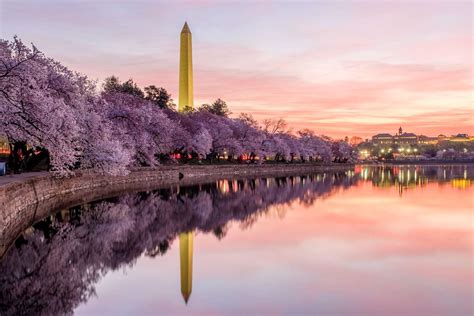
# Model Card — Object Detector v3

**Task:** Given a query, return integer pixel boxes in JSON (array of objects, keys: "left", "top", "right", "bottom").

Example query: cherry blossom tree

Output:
[
  {"left": 0, "top": 37, "right": 84, "bottom": 175},
  {"left": 78, "top": 107, "right": 133, "bottom": 175},
  {"left": 166, "top": 109, "right": 213, "bottom": 159},
  {"left": 296, "top": 129, "right": 335, "bottom": 162},
  {"left": 229, "top": 114, "right": 264, "bottom": 161},
  {"left": 0, "top": 38, "right": 134, "bottom": 175},
  {"left": 100, "top": 92, "right": 176, "bottom": 167},
  {"left": 191, "top": 110, "right": 240, "bottom": 159},
  {"left": 1, "top": 36, "right": 356, "bottom": 177},
  {"left": 331, "top": 140, "right": 357, "bottom": 163}
]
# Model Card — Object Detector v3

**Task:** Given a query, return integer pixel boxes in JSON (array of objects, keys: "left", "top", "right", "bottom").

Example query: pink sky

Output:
[{"left": 1, "top": 0, "right": 472, "bottom": 138}]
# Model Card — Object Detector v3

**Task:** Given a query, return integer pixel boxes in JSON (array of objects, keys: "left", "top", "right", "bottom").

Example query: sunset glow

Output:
[
  {"left": 74, "top": 178, "right": 474, "bottom": 315},
  {"left": 2, "top": 0, "right": 472, "bottom": 138},
  {"left": 1, "top": 2, "right": 473, "bottom": 313}
]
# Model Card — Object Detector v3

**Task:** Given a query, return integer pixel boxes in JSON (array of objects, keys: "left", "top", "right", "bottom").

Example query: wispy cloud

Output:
[{"left": 2, "top": 0, "right": 472, "bottom": 137}]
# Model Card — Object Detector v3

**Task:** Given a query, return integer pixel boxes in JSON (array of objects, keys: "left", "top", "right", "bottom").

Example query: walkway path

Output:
[{"left": 0, "top": 171, "right": 49, "bottom": 187}]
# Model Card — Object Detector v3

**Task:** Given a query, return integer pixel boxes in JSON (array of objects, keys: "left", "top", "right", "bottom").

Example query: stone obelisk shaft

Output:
[{"left": 178, "top": 22, "right": 194, "bottom": 112}]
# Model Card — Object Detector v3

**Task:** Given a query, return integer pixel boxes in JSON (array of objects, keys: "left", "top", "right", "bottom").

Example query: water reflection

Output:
[
  {"left": 356, "top": 164, "right": 473, "bottom": 194},
  {"left": 0, "top": 165, "right": 472, "bottom": 315},
  {"left": 0, "top": 173, "right": 357, "bottom": 315},
  {"left": 180, "top": 231, "right": 193, "bottom": 304}
]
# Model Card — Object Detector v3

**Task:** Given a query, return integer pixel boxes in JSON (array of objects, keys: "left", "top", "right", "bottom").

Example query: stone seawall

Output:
[{"left": 0, "top": 164, "right": 352, "bottom": 258}]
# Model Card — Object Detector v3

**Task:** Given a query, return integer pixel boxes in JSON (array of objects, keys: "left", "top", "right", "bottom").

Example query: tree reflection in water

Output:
[
  {"left": 0, "top": 165, "right": 472, "bottom": 315},
  {"left": 0, "top": 173, "right": 356, "bottom": 315}
]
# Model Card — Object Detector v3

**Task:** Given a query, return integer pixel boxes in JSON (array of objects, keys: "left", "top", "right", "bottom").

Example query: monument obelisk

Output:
[
  {"left": 178, "top": 22, "right": 194, "bottom": 112},
  {"left": 178, "top": 23, "right": 194, "bottom": 304}
]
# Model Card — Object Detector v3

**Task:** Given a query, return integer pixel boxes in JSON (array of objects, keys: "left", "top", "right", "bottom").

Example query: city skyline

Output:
[{"left": 1, "top": 0, "right": 472, "bottom": 138}]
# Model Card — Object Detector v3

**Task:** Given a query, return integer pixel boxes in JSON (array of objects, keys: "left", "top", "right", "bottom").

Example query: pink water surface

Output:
[{"left": 76, "top": 177, "right": 473, "bottom": 316}]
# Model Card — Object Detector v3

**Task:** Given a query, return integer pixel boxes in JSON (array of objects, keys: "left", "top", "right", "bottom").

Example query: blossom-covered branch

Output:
[{"left": 0, "top": 38, "right": 357, "bottom": 176}]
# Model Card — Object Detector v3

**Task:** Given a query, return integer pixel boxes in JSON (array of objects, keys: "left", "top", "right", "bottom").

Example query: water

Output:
[{"left": 1, "top": 165, "right": 473, "bottom": 316}]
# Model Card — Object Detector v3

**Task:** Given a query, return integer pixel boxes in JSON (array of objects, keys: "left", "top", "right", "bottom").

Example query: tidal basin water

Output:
[{"left": 1, "top": 165, "right": 473, "bottom": 316}]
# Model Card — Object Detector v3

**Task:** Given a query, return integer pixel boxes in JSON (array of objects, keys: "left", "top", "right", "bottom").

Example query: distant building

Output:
[
  {"left": 372, "top": 133, "right": 393, "bottom": 145},
  {"left": 372, "top": 127, "right": 418, "bottom": 145},
  {"left": 418, "top": 135, "right": 438, "bottom": 145},
  {"left": 370, "top": 127, "right": 473, "bottom": 147},
  {"left": 436, "top": 134, "right": 474, "bottom": 143},
  {"left": 449, "top": 134, "right": 474, "bottom": 143},
  {"left": 438, "top": 134, "right": 448, "bottom": 142},
  {"left": 394, "top": 132, "right": 418, "bottom": 145}
]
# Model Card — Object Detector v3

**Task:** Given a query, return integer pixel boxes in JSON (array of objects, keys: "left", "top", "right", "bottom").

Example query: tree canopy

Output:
[
  {"left": 0, "top": 37, "right": 358, "bottom": 176},
  {"left": 144, "top": 85, "right": 174, "bottom": 109},
  {"left": 103, "top": 76, "right": 144, "bottom": 98},
  {"left": 199, "top": 98, "right": 231, "bottom": 117}
]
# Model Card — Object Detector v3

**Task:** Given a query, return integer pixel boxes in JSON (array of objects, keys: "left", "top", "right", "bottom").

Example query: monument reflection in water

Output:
[{"left": 0, "top": 165, "right": 472, "bottom": 316}]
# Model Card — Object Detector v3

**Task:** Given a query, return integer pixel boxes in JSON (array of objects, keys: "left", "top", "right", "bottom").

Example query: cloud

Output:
[
  {"left": 185, "top": 61, "right": 473, "bottom": 137},
  {"left": 3, "top": 0, "right": 472, "bottom": 138}
]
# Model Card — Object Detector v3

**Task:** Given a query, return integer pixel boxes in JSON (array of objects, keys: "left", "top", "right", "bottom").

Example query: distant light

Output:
[{"left": 414, "top": 148, "right": 418, "bottom": 152}]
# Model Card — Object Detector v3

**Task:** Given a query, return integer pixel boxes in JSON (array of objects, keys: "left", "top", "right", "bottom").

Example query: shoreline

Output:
[
  {"left": 361, "top": 160, "right": 474, "bottom": 165},
  {"left": 0, "top": 163, "right": 353, "bottom": 259},
  {"left": 1, "top": 161, "right": 473, "bottom": 259}
]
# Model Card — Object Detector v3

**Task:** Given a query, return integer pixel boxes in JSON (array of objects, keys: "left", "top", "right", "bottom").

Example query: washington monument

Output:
[
  {"left": 178, "top": 22, "right": 194, "bottom": 111},
  {"left": 178, "top": 22, "right": 194, "bottom": 304}
]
